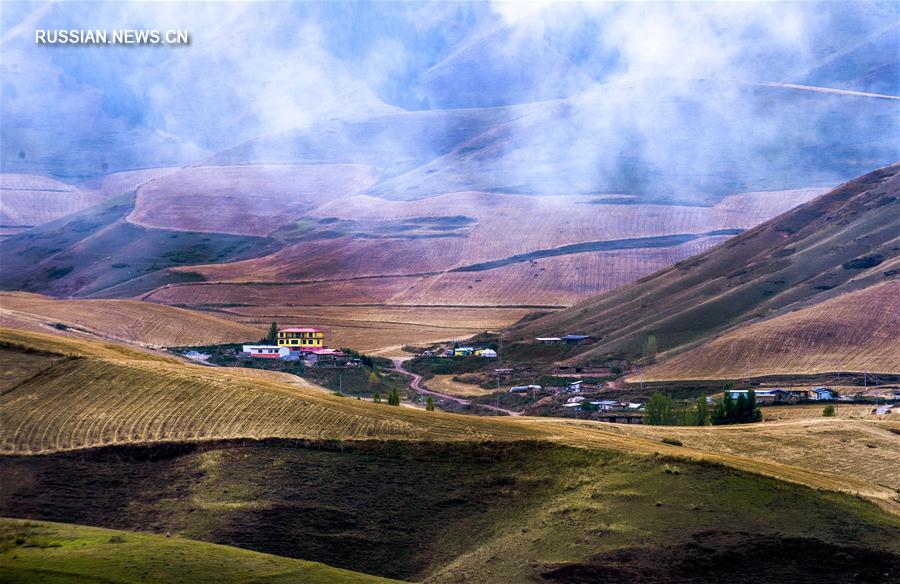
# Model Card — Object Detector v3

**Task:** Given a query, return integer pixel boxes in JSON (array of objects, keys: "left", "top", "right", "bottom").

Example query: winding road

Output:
[{"left": 390, "top": 358, "right": 521, "bottom": 416}]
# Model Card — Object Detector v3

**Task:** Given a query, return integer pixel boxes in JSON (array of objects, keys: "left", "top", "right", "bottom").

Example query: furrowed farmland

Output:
[{"left": 0, "top": 292, "right": 264, "bottom": 347}]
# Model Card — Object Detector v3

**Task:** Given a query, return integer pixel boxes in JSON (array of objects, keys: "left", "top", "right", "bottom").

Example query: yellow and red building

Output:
[{"left": 276, "top": 327, "right": 324, "bottom": 348}]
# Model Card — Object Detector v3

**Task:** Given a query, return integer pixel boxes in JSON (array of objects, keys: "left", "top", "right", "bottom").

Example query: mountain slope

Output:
[
  {"left": 636, "top": 280, "right": 900, "bottom": 381},
  {"left": 511, "top": 163, "right": 900, "bottom": 365}
]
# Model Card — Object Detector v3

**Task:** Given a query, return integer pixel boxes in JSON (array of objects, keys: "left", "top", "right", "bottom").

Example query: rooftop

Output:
[{"left": 279, "top": 327, "right": 322, "bottom": 333}]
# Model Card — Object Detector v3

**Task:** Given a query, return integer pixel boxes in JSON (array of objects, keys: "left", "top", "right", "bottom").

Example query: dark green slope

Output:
[{"left": 1, "top": 440, "right": 898, "bottom": 583}]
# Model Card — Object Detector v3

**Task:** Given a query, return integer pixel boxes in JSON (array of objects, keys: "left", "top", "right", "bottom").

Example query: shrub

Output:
[{"left": 823, "top": 405, "right": 836, "bottom": 417}]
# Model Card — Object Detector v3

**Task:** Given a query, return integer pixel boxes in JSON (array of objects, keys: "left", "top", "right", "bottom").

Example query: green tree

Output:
[
  {"left": 822, "top": 404, "right": 835, "bottom": 417},
  {"left": 373, "top": 392, "right": 381, "bottom": 404},
  {"left": 746, "top": 389, "right": 762, "bottom": 422},
  {"left": 426, "top": 396, "right": 435, "bottom": 411},
  {"left": 735, "top": 393, "right": 748, "bottom": 423},
  {"left": 695, "top": 395, "right": 711, "bottom": 426},
  {"left": 388, "top": 388, "right": 401, "bottom": 406},
  {"left": 644, "top": 334, "right": 658, "bottom": 363},
  {"left": 368, "top": 371, "right": 378, "bottom": 385},
  {"left": 645, "top": 393, "right": 675, "bottom": 425},
  {"left": 266, "top": 321, "right": 278, "bottom": 344},
  {"left": 713, "top": 389, "right": 735, "bottom": 425}
]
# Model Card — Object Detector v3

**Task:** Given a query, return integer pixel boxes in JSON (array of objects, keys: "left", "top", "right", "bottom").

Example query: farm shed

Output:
[
  {"left": 242, "top": 345, "right": 286, "bottom": 359},
  {"left": 535, "top": 337, "right": 562, "bottom": 344},
  {"left": 727, "top": 389, "right": 808, "bottom": 404},
  {"left": 561, "top": 335, "right": 593, "bottom": 345},
  {"left": 809, "top": 387, "right": 835, "bottom": 400}
]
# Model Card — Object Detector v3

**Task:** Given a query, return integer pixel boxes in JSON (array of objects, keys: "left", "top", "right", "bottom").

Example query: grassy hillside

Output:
[
  {"left": 636, "top": 281, "right": 900, "bottom": 381},
  {"left": 512, "top": 163, "right": 900, "bottom": 366},
  {"left": 1, "top": 441, "right": 898, "bottom": 583},
  {"left": 0, "top": 518, "right": 400, "bottom": 583},
  {"left": 0, "top": 292, "right": 263, "bottom": 347}
]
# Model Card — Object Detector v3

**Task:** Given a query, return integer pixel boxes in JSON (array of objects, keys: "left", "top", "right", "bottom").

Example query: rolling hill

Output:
[
  {"left": 512, "top": 163, "right": 900, "bottom": 367},
  {"left": 0, "top": 292, "right": 263, "bottom": 347},
  {"left": 635, "top": 281, "right": 900, "bottom": 381},
  {"left": 1, "top": 328, "right": 899, "bottom": 582},
  {"left": 1, "top": 327, "right": 898, "bottom": 507},
  {"left": 0, "top": 518, "right": 399, "bottom": 584}
]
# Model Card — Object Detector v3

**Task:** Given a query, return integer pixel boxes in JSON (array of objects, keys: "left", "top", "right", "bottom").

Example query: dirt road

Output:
[{"left": 390, "top": 358, "right": 520, "bottom": 416}]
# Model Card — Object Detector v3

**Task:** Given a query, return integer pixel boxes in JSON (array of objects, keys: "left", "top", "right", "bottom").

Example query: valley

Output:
[{"left": 1, "top": 3, "right": 898, "bottom": 581}]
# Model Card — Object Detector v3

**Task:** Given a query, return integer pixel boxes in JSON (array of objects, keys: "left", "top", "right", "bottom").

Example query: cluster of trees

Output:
[
  {"left": 712, "top": 389, "right": 762, "bottom": 425},
  {"left": 373, "top": 388, "right": 402, "bottom": 406},
  {"left": 644, "top": 393, "right": 710, "bottom": 426},
  {"left": 644, "top": 388, "right": 762, "bottom": 426}
]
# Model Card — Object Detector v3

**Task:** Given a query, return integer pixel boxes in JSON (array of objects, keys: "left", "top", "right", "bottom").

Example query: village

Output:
[{"left": 178, "top": 325, "right": 900, "bottom": 423}]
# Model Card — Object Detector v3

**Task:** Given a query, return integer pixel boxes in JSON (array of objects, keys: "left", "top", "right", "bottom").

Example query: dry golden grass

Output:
[
  {"left": 2, "top": 327, "right": 898, "bottom": 514},
  {"left": 636, "top": 282, "right": 900, "bottom": 381},
  {"left": 761, "top": 404, "right": 896, "bottom": 421},
  {"left": 427, "top": 375, "right": 495, "bottom": 397},
  {"left": 0, "top": 292, "right": 263, "bottom": 347},
  {"left": 584, "top": 418, "right": 900, "bottom": 492},
  {"left": 0, "top": 328, "right": 548, "bottom": 455},
  {"left": 0, "top": 348, "right": 64, "bottom": 394}
]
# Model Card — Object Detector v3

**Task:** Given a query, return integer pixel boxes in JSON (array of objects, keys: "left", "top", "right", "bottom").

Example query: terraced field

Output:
[
  {"left": 177, "top": 188, "right": 823, "bottom": 283},
  {"left": 148, "top": 240, "right": 724, "bottom": 308},
  {"left": 2, "top": 327, "right": 899, "bottom": 514},
  {"left": 637, "top": 281, "right": 900, "bottom": 381},
  {"left": 0, "top": 292, "right": 263, "bottom": 347}
]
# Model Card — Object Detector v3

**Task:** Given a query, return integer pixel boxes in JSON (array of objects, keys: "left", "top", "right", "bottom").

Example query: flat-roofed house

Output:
[{"left": 277, "top": 327, "right": 324, "bottom": 348}]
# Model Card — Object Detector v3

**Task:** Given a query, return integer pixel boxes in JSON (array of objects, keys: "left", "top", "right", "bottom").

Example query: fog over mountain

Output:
[{"left": 1, "top": 0, "right": 897, "bottom": 193}]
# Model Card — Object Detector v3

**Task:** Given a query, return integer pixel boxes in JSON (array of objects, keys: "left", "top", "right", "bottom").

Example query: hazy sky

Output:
[{"left": 1, "top": 1, "right": 897, "bottom": 180}]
